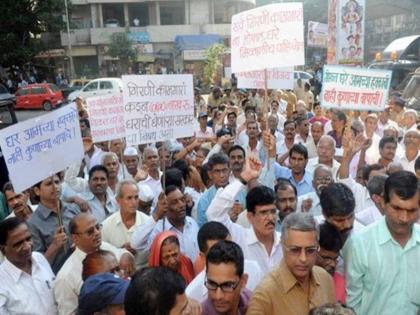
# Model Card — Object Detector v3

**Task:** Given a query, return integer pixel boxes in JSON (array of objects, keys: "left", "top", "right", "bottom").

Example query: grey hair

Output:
[
  {"left": 101, "top": 152, "right": 119, "bottom": 165},
  {"left": 309, "top": 303, "right": 356, "bottom": 315},
  {"left": 281, "top": 212, "right": 319, "bottom": 242},
  {"left": 317, "top": 135, "right": 336, "bottom": 150},
  {"left": 115, "top": 179, "right": 139, "bottom": 199},
  {"left": 313, "top": 165, "right": 333, "bottom": 179},
  {"left": 143, "top": 146, "right": 158, "bottom": 160}
]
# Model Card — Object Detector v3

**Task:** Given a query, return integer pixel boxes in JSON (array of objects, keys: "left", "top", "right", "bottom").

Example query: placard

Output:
[
  {"left": 231, "top": 3, "right": 304, "bottom": 73},
  {"left": 0, "top": 103, "right": 84, "bottom": 192},
  {"left": 237, "top": 67, "right": 294, "bottom": 89},
  {"left": 307, "top": 21, "right": 328, "bottom": 48},
  {"left": 320, "top": 65, "right": 391, "bottom": 111},
  {"left": 86, "top": 93, "right": 125, "bottom": 142},
  {"left": 122, "top": 74, "right": 195, "bottom": 145}
]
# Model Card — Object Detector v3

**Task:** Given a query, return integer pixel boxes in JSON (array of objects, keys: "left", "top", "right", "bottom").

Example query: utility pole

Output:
[{"left": 64, "top": 0, "right": 75, "bottom": 79}]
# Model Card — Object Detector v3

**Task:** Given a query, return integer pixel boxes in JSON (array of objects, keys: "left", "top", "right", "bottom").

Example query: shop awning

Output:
[{"left": 175, "top": 34, "right": 223, "bottom": 51}]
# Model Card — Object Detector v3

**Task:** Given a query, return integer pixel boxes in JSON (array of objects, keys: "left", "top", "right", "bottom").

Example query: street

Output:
[{"left": 16, "top": 108, "right": 58, "bottom": 121}]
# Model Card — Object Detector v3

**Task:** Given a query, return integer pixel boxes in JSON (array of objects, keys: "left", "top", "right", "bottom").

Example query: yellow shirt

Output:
[{"left": 246, "top": 260, "right": 335, "bottom": 315}]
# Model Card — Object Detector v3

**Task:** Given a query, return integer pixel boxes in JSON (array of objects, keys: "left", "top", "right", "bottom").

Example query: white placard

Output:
[
  {"left": 320, "top": 65, "right": 392, "bottom": 111},
  {"left": 237, "top": 67, "right": 294, "bottom": 89},
  {"left": 231, "top": 3, "right": 305, "bottom": 73},
  {"left": 122, "top": 74, "right": 195, "bottom": 145},
  {"left": 0, "top": 103, "right": 84, "bottom": 192},
  {"left": 307, "top": 21, "right": 328, "bottom": 48},
  {"left": 86, "top": 93, "right": 125, "bottom": 142}
]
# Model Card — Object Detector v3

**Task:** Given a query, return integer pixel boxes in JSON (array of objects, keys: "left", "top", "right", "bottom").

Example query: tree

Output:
[
  {"left": 203, "top": 43, "right": 227, "bottom": 87},
  {"left": 0, "top": 0, "right": 65, "bottom": 68},
  {"left": 107, "top": 33, "right": 137, "bottom": 75}
]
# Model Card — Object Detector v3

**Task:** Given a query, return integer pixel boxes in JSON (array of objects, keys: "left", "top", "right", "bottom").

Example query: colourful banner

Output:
[
  {"left": 122, "top": 74, "right": 195, "bottom": 146},
  {"left": 86, "top": 93, "right": 125, "bottom": 143},
  {"left": 237, "top": 67, "right": 294, "bottom": 90},
  {"left": 327, "top": 0, "right": 338, "bottom": 64},
  {"left": 230, "top": 3, "right": 304, "bottom": 73},
  {"left": 307, "top": 21, "right": 328, "bottom": 48},
  {"left": 0, "top": 103, "right": 84, "bottom": 192},
  {"left": 320, "top": 65, "right": 392, "bottom": 111},
  {"left": 337, "top": 0, "right": 365, "bottom": 65}
]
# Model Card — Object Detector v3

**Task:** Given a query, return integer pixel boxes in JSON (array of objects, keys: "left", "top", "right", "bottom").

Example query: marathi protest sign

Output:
[
  {"left": 307, "top": 21, "right": 328, "bottom": 48},
  {"left": 231, "top": 3, "right": 304, "bottom": 73},
  {"left": 0, "top": 103, "right": 84, "bottom": 192},
  {"left": 86, "top": 93, "right": 125, "bottom": 142},
  {"left": 237, "top": 67, "right": 294, "bottom": 90},
  {"left": 320, "top": 65, "right": 392, "bottom": 111},
  {"left": 122, "top": 74, "right": 195, "bottom": 146},
  {"left": 336, "top": 0, "right": 365, "bottom": 65}
]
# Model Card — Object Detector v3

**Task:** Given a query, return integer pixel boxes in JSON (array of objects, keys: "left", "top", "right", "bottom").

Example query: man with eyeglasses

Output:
[
  {"left": 207, "top": 156, "right": 283, "bottom": 275},
  {"left": 247, "top": 212, "right": 335, "bottom": 315},
  {"left": 202, "top": 240, "right": 251, "bottom": 315},
  {"left": 297, "top": 165, "right": 334, "bottom": 216},
  {"left": 54, "top": 212, "right": 134, "bottom": 314}
]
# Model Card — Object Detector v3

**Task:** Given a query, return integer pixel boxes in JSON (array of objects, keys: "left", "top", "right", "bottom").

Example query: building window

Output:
[
  {"left": 102, "top": 3, "right": 125, "bottom": 27},
  {"left": 128, "top": 3, "right": 150, "bottom": 27},
  {"left": 160, "top": 1, "right": 185, "bottom": 25}
]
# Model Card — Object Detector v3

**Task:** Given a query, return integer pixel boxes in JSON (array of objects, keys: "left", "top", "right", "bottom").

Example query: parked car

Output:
[
  {"left": 15, "top": 83, "right": 63, "bottom": 111},
  {"left": 60, "top": 78, "right": 90, "bottom": 99},
  {"left": 0, "top": 83, "right": 16, "bottom": 103},
  {"left": 403, "top": 67, "right": 420, "bottom": 112},
  {"left": 67, "top": 78, "right": 123, "bottom": 101},
  {"left": 0, "top": 99, "right": 18, "bottom": 189}
]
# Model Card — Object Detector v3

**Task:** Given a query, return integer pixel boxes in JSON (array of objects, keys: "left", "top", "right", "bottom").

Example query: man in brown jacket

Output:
[{"left": 246, "top": 212, "right": 335, "bottom": 315}]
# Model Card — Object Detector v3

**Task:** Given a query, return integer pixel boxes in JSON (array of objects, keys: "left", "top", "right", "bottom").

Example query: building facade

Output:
[{"left": 60, "top": 0, "right": 255, "bottom": 77}]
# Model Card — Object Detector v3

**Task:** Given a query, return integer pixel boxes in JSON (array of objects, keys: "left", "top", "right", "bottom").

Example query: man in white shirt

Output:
[
  {"left": 376, "top": 108, "right": 399, "bottom": 138},
  {"left": 195, "top": 112, "right": 215, "bottom": 139},
  {"left": 186, "top": 221, "right": 263, "bottom": 302},
  {"left": 54, "top": 213, "right": 134, "bottom": 314},
  {"left": 207, "top": 156, "right": 283, "bottom": 275},
  {"left": 267, "top": 114, "right": 285, "bottom": 156},
  {"left": 102, "top": 180, "right": 150, "bottom": 269},
  {"left": 398, "top": 130, "right": 420, "bottom": 173},
  {"left": 306, "top": 135, "right": 340, "bottom": 178},
  {"left": 403, "top": 109, "right": 418, "bottom": 132},
  {"left": 131, "top": 186, "right": 200, "bottom": 262},
  {"left": 137, "top": 147, "right": 162, "bottom": 206},
  {"left": 0, "top": 217, "right": 57, "bottom": 314},
  {"left": 356, "top": 175, "right": 387, "bottom": 226},
  {"left": 364, "top": 113, "right": 382, "bottom": 165},
  {"left": 295, "top": 115, "right": 317, "bottom": 158}
]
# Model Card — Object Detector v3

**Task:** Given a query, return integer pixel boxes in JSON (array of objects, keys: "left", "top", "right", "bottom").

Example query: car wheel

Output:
[{"left": 43, "top": 101, "right": 52, "bottom": 111}]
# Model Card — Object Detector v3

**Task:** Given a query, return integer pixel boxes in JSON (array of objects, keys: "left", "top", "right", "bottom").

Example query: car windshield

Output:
[
  {"left": 48, "top": 84, "right": 59, "bottom": 92},
  {"left": 0, "top": 105, "right": 13, "bottom": 127},
  {"left": 403, "top": 77, "right": 420, "bottom": 99}
]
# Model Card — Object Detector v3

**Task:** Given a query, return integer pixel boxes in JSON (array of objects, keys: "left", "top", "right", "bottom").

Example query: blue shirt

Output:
[
  {"left": 343, "top": 216, "right": 420, "bottom": 315},
  {"left": 274, "top": 163, "right": 314, "bottom": 196},
  {"left": 197, "top": 185, "right": 246, "bottom": 227}
]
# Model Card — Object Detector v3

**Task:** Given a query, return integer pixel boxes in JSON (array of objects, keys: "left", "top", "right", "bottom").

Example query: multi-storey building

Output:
[{"left": 57, "top": 0, "right": 255, "bottom": 77}]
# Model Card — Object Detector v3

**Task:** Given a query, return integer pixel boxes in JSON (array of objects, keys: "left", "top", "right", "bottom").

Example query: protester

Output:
[
  {"left": 0, "top": 218, "right": 57, "bottom": 314},
  {"left": 247, "top": 212, "right": 335, "bottom": 314},
  {"left": 203, "top": 240, "right": 251, "bottom": 315},
  {"left": 3, "top": 182, "right": 33, "bottom": 221},
  {"left": 148, "top": 231, "right": 195, "bottom": 284},
  {"left": 344, "top": 171, "right": 420, "bottom": 315}
]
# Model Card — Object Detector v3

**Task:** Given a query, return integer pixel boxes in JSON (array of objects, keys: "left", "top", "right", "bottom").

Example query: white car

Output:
[
  {"left": 294, "top": 71, "right": 313, "bottom": 86},
  {"left": 68, "top": 78, "right": 123, "bottom": 101}
]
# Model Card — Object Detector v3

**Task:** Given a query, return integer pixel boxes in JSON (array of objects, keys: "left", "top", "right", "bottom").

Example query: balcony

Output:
[{"left": 60, "top": 29, "right": 91, "bottom": 46}]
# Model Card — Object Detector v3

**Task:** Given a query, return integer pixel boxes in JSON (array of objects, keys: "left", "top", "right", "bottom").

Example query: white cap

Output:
[
  {"left": 138, "top": 184, "right": 154, "bottom": 202},
  {"left": 123, "top": 146, "right": 138, "bottom": 156}
]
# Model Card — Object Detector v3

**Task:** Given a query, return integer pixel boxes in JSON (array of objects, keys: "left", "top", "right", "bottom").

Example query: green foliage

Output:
[
  {"left": 204, "top": 43, "right": 227, "bottom": 86},
  {"left": 107, "top": 33, "right": 137, "bottom": 61},
  {"left": 0, "top": 0, "right": 65, "bottom": 67}
]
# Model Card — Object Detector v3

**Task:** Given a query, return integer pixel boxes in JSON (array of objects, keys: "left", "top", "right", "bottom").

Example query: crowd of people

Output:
[{"left": 0, "top": 80, "right": 419, "bottom": 315}]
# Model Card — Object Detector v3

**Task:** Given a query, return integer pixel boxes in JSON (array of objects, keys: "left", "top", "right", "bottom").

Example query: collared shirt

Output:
[
  {"left": 295, "top": 134, "right": 317, "bottom": 159},
  {"left": 186, "top": 260, "right": 263, "bottom": 303},
  {"left": 202, "top": 288, "right": 252, "bottom": 315},
  {"left": 274, "top": 164, "right": 314, "bottom": 196},
  {"left": 0, "top": 252, "right": 57, "bottom": 315},
  {"left": 297, "top": 191, "right": 322, "bottom": 216},
  {"left": 138, "top": 172, "right": 162, "bottom": 208},
  {"left": 356, "top": 205, "right": 382, "bottom": 226},
  {"left": 78, "top": 187, "right": 118, "bottom": 223},
  {"left": 338, "top": 177, "right": 374, "bottom": 213},
  {"left": 197, "top": 185, "right": 246, "bottom": 227},
  {"left": 131, "top": 215, "right": 200, "bottom": 262},
  {"left": 246, "top": 260, "right": 335, "bottom": 315},
  {"left": 27, "top": 202, "right": 80, "bottom": 273},
  {"left": 306, "top": 157, "right": 341, "bottom": 179},
  {"left": 54, "top": 242, "right": 127, "bottom": 315},
  {"left": 398, "top": 150, "right": 420, "bottom": 174},
  {"left": 206, "top": 180, "right": 283, "bottom": 275},
  {"left": 195, "top": 127, "right": 215, "bottom": 139},
  {"left": 102, "top": 210, "right": 150, "bottom": 269},
  {"left": 343, "top": 217, "right": 420, "bottom": 315}
]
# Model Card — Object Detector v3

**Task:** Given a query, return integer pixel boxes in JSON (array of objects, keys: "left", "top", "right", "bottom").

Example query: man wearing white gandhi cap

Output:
[
  {"left": 123, "top": 146, "right": 140, "bottom": 178},
  {"left": 137, "top": 184, "right": 154, "bottom": 215}
]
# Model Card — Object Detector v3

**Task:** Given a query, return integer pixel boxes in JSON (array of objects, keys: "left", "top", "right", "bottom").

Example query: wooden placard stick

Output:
[{"left": 263, "top": 69, "right": 271, "bottom": 170}]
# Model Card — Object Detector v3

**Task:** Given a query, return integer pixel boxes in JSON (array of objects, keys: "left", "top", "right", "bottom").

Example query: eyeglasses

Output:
[
  {"left": 75, "top": 223, "right": 102, "bottom": 237},
  {"left": 255, "top": 208, "right": 277, "bottom": 218},
  {"left": 205, "top": 278, "right": 240, "bottom": 293},
  {"left": 284, "top": 245, "right": 319, "bottom": 256}
]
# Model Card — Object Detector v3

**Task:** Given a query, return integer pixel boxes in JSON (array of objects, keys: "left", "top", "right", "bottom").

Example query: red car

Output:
[{"left": 15, "top": 83, "right": 63, "bottom": 110}]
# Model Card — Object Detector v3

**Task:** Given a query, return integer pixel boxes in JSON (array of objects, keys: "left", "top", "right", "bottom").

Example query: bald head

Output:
[
  {"left": 311, "top": 121, "right": 324, "bottom": 143},
  {"left": 317, "top": 135, "right": 336, "bottom": 164}
]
